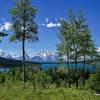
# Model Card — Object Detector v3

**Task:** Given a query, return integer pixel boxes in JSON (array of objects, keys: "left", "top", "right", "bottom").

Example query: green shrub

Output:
[
  {"left": 0, "top": 73, "right": 6, "bottom": 83},
  {"left": 89, "top": 68, "right": 100, "bottom": 93},
  {"left": 35, "top": 72, "right": 52, "bottom": 88}
]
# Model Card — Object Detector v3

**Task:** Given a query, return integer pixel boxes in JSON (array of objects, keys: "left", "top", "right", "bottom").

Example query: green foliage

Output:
[
  {"left": 9, "top": 0, "right": 38, "bottom": 85},
  {"left": 0, "top": 73, "right": 6, "bottom": 83},
  {"left": 0, "top": 32, "right": 8, "bottom": 37},
  {"left": 0, "top": 66, "right": 99, "bottom": 94},
  {"left": 57, "top": 9, "right": 97, "bottom": 88},
  {"left": 35, "top": 72, "right": 52, "bottom": 88},
  {"left": 56, "top": 67, "right": 68, "bottom": 79},
  {"left": 0, "top": 84, "right": 100, "bottom": 100},
  {"left": 0, "top": 32, "right": 8, "bottom": 42},
  {"left": 9, "top": 34, "right": 17, "bottom": 42},
  {"left": 9, "top": 0, "right": 38, "bottom": 42},
  {"left": 90, "top": 68, "right": 100, "bottom": 93}
]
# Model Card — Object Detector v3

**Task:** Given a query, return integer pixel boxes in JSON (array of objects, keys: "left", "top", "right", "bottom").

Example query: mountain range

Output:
[
  {"left": 0, "top": 50, "right": 57, "bottom": 62},
  {"left": 0, "top": 48, "right": 100, "bottom": 62},
  {"left": 32, "top": 50, "right": 56, "bottom": 62}
]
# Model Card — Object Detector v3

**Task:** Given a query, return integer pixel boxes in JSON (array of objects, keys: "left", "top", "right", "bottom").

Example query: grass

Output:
[{"left": 0, "top": 83, "right": 100, "bottom": 100}]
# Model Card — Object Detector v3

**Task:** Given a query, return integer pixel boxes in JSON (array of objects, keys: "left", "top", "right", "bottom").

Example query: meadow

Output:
[{"left": 0, "top": 83, "right": 100, "bottom": 100}]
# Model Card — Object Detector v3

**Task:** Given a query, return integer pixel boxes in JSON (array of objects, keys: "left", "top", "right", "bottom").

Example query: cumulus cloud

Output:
[
  {"left": 41, "top": 22, "right": 61, "bottom": 28},
  {"left": 41, "top": 18, "right": 61, "bottom": 28},
  {"left": 0, "top": 22, "right": 12, "bottom": 31},
  {"left": 46, "top": 22, "right": 61, "bottom": 28}
]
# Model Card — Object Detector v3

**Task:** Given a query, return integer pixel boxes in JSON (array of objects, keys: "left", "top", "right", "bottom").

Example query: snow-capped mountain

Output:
[
  {"left": 0, "top": 51, "right": 13, "bottom": 59},
  {"left": 0, "top": 49, "right": 57, "bottom": 62},
  {"left": 32, "top": 50, "right": 56, "bottom": 62},
  {"left": 38, "top": 50, "right": 52, "bottom": 57}
]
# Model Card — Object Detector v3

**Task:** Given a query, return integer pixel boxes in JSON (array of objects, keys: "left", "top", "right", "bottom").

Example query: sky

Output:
[{"left": 0, "top": 0, "right": 100, "bottom": 57}]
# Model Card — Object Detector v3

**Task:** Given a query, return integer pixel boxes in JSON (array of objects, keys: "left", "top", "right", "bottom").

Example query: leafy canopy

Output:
[{"left": 10, "top": 0, "right": 38, "bottom": 42}]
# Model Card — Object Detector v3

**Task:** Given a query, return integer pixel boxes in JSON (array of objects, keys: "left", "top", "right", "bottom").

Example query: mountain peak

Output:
[{"left": 38, "top": 50, "right": 53, "bottom": 57}]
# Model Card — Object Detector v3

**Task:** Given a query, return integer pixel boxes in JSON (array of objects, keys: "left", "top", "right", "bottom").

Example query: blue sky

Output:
[{"left": 0, "top": 0, "right": 100, "bottom": 56}]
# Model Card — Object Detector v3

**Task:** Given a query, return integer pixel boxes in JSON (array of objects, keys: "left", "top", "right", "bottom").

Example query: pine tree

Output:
[{"left": 9, "top": 0, "right": 38, "bottom": 87}]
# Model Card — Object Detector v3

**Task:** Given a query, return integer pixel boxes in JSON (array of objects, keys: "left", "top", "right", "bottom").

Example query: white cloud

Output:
[
  {"left": 41, "top": 18, "right": 61, "bottom": 28},
  {"left": 0, "top": 22, "right": 12, "bottom": 31},
  {"left": 46, "top": 22, "right": 61, "bottom": 28},
  {"left": 57, "top": 23, "right": 61, "bottom": 27},
  {"left": 41, "top": 22, "right": 61, "bottom": 28}
]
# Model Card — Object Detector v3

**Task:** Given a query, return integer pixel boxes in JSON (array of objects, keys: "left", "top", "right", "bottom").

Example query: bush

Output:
[
  {"left": 35, "top": 72, "right": 52, "bottom": 88},
  {"left": 90, "top": 81, "right": 100, "bottom": 93},
  {"left": 89, "top": 68, "right": 100, "bottom": 93},
  {"left": 0, "top": 73, "right": 6, "bottom": 83}
]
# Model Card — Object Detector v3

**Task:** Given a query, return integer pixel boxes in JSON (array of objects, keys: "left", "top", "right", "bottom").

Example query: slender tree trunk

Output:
[
  {"left": 75, "top": 51, "right": 78, "bottom": 88},
  {"left": 22, "top": 35, "right": 25, "bottom": 88},
  {"left": 67, "top": 54, "right": 70, "bottom": 70},
  {"left": 67, "top": 54, "right": 71, "bottom": 88},
  {"left": 83, "top": 55, "right": 86, "bottom": 86},
  {"left": 23, "top": 3, "right": 26, "bottom": 88}
]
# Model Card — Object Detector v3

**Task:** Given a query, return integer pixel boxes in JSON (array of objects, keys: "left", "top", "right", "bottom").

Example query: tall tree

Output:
[
  {"left": 57, "top": 17, "right": 73, "bottom": 88},
  {"left": 80, "top": 30, "right": 96, "bottom": 86},
  {"left": 77, "top": 12, "right": 97, "bottom": 86},
  {"left": 57, "top": 9, "right": 96, "bottom": 88},
  {"left": 9, "top": 0, "right": 38, "bottom": 87},
  {"left": 67, "top": 10, "right": 96, "bottom": 88},
  {"left": 57, "top": 19, "right": 72, "bottom": 68}
]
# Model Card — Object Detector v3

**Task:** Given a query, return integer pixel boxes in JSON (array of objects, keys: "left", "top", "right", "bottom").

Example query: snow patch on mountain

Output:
[
  {"left": 32, "top": 50, "right": 56, "bottom": 62},
  {"left": 0, "top": 50, "right": 13, "bottom": 59},
  {"left": 0, "top": 49, "right": 56, "bottom": 62}
]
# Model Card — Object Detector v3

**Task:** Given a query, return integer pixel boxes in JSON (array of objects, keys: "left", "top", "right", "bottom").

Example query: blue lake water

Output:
[
  {"left": 42, "top": 63, "right": 95, "bottom": 71},
  {"left": 0, "top": 67, "right": 10, "bottom": 72},
  {"left": 0, "top": 63, "right": 95, "bottom": 72}
]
